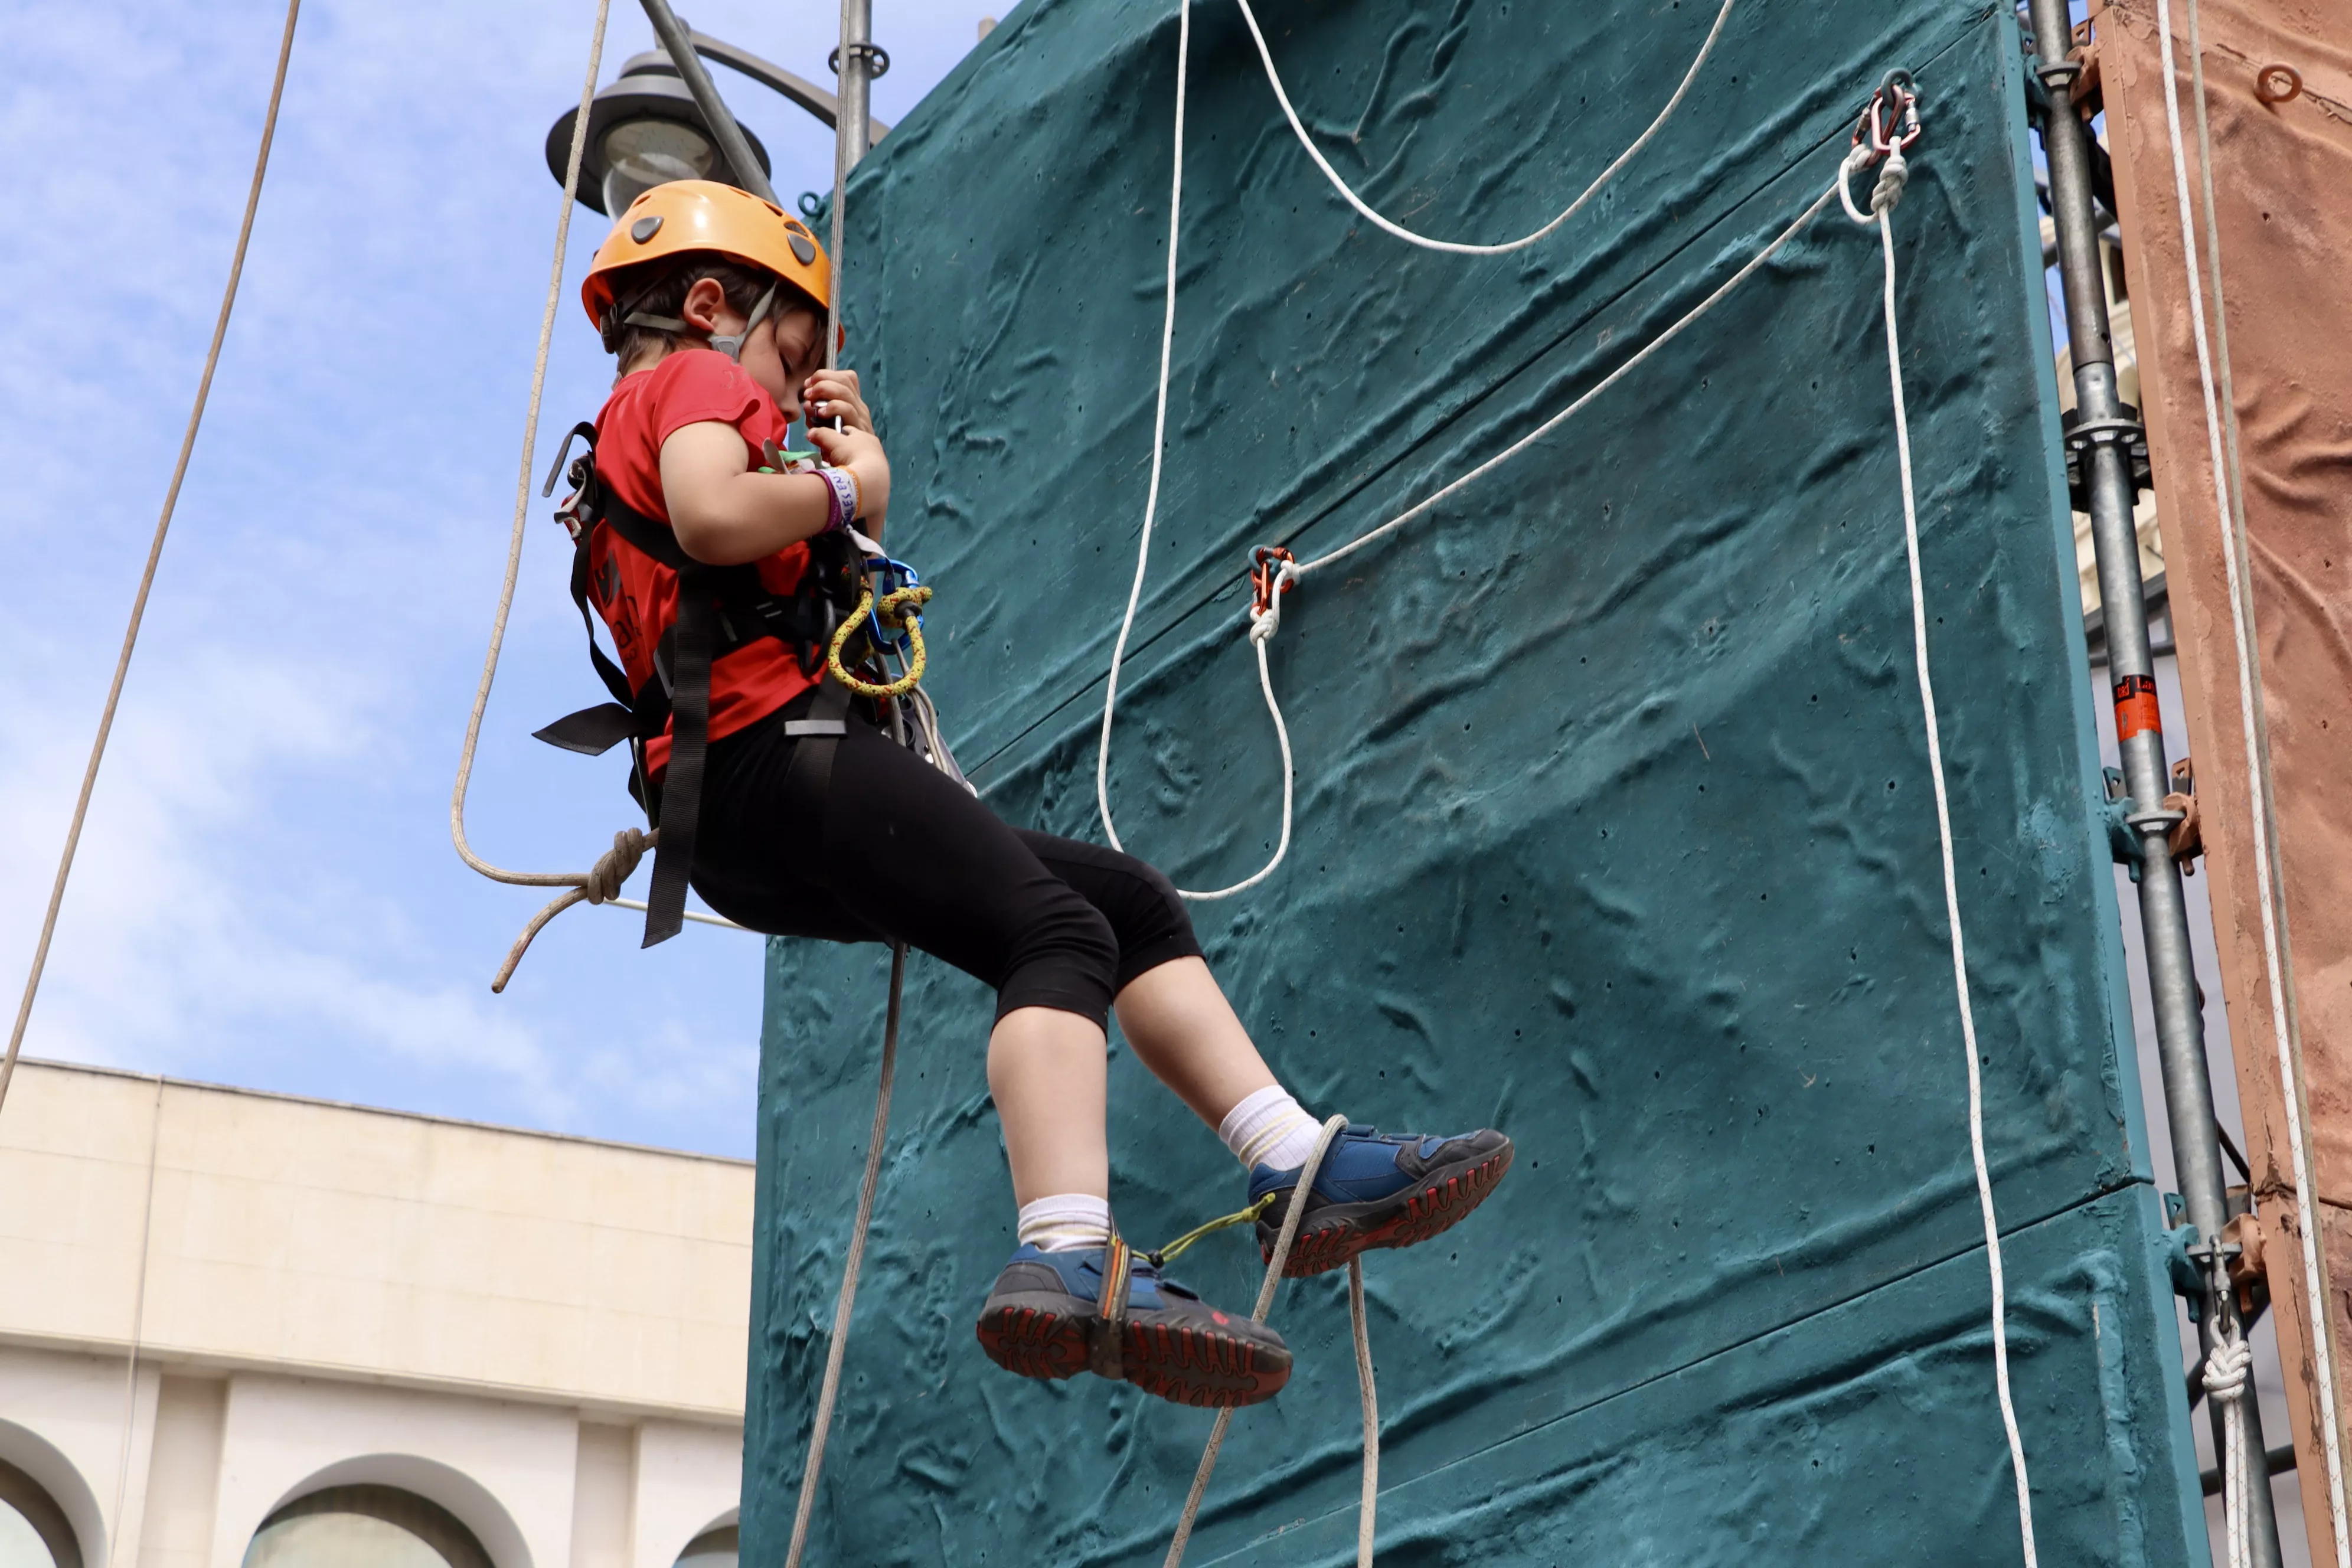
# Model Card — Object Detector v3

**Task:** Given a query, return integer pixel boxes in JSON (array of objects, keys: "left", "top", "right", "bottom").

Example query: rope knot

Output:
[
  {"left": 1871, "top": 148, "right": 1910, "bottom": 214},
  {"left": 582, "top": 828, "right": 651, "bottom": 904},
  {"left": 2204, "top": 1335, "right": 2253, "bottom": 1403}
]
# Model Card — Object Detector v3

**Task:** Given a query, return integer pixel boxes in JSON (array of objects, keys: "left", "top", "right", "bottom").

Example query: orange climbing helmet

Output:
[{"left": 580, "top": 179, "right": 831, "bottom": 353}]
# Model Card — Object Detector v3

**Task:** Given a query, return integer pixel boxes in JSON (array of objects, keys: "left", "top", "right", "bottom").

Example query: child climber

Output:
[{"left": 556, "top": 181, "right": 1512, "bottom": 1409}]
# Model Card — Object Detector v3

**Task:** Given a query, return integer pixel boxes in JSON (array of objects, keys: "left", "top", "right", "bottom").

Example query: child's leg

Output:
[
  {"left": 1108, "top": 956, "right": 1273, "bottom": 1128},
  {"left": 988, "top": 1006, "right": 1109, "bottom": 1205}
]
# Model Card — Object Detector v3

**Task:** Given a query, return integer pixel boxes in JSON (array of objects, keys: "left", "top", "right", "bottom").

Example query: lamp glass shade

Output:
[{"left": 599, "top": 118, "right": 719, "bottom": 217}]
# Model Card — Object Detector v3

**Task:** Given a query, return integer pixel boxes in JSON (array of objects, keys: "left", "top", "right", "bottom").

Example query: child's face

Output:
[{"left": 741, "top": 306, "right": 825, "bottom": 429}]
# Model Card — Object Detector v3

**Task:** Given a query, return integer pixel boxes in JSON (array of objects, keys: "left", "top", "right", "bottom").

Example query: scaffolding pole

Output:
[{"left": 2021, "top": 2, "right": 2282, "bottom": 1560}]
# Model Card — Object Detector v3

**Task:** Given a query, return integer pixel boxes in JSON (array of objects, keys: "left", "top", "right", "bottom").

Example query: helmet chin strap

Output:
[
  {"left": 605, "top": 279, "right": 782, "bottom": 363},
  {"left": 705, "top": 282, "right": 779, "bottom": 363}
]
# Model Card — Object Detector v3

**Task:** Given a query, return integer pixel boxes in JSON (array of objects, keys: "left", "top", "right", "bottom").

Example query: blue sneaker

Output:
[
  {"left": 1250, "top": 1123, "right": 1513, "bottom": 1277},
  {"left": 974, "top": 1238, "right": 1291, "bottom": 1407}
]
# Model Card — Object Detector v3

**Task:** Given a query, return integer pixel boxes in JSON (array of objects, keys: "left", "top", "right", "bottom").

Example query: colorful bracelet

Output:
[{"left": 818, "top": 466, "right": 861, "bottom": 533}]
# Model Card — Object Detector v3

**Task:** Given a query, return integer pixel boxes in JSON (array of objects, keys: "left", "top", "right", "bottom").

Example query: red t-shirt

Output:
[{"left": 587, "top": 349, "right": 816, "bottom": 777}]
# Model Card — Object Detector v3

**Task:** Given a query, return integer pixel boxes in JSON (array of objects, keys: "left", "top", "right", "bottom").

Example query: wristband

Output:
[{"left": 817, "top": 467, "right": 860, "bottom": 533}]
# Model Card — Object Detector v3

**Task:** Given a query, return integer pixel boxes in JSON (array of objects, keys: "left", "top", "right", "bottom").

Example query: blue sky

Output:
[{"left": 0, "top": 0, "right": 995, "bottom": 1156}]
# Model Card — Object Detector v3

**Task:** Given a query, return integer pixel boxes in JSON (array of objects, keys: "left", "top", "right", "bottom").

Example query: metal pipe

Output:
[
  {"left": 827, "top": 0, "right": 874, "bottom": 370},
  {"left": 638, "top": 0, "right": 779, "bottom": 207},
  {"left": 2021, "top": 1, "right": 2282, "bottom": 1560},
  {"left": 687, "top": 30, "right": 892, "bottom": 140}
]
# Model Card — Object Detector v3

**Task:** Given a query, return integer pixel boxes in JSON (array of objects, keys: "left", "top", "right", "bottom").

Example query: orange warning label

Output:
[{"left": 2113, "top": 674, "right": 2162, "bottom": 741}]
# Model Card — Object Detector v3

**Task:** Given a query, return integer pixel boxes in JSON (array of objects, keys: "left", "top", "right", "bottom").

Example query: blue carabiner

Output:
[{"left": 863, "top": 556, "right": 923, "bottom": 651}]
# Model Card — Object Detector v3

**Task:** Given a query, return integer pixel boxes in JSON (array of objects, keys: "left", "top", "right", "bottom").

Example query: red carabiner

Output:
[
  {"left": 1850, "top": 72, "right": 1923, "bottom": 162},
  {"left": 1250, "top": 546, "right": 1296, "bottom": 618}
]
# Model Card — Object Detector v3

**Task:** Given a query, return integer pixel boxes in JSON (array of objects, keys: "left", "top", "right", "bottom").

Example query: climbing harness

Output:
[
  {"left": 1098, "top": 36, "right": 2047, "bottom": 1561},
  {"left": 1232, "top": 0, "right": 1739, "bottom": 256},
  {"left": 0, "top": 0, "right": 303, "bottom": 1119},
  {"left": 2150, "top": 0, "right": 2351, "bottom": 1547}
]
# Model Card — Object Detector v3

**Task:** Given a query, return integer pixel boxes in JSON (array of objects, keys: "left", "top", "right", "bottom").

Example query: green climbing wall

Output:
[{"left": 744, "top": 0, "right": 2211, "bottom": 1562}]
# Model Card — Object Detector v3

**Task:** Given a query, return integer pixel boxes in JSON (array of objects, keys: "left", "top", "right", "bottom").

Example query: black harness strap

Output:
[
  {"left": 537, "top": 422, "right": 870, "bottom": 946},
  {"left": 641, "top": 566, "right": 718, "bottom": 946}
]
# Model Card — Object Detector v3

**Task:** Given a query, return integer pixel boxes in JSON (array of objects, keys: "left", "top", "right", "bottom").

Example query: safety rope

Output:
[
  {"left": 1162, "top": 1115, "right": 1378, "bottom": 1568},
  {"left": 2152, "top": 0, "right": 2351, "bottom": 1550},
  {"left": 1232, "top": 0, "right": 1738, "bottom": 255},
  {"left": 782, "top": 940, "right": 904, "bottom": 1568},
  {"left": 0, "top": 0, "right": 302, "bottom": 1120},
  {"left": 1094, "top": 0, "right": 1774, "bottom": 899},
  {"left": 448, "top": 0, "right": 618, "bottom": 992},
  {"left": 826, "top": 583, "right": 935, "bottom": 698},
  {"left": 2208, "top": 1332, "right": 2258, "bottom": 1568},
  {"left": 1840, "top": 102, "right": 2039, "bottom": 1566},
  {"left": 1105, "top": 38, "right": 2045, "bottom": 1557}
]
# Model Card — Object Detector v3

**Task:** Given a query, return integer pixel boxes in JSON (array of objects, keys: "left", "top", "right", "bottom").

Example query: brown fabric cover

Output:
[{"left": 2099, "top": 0, "right": 2352, "bottom": 1555}]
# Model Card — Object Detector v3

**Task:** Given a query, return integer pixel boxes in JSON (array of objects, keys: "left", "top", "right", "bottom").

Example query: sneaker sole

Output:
[
  {"left": 974, "top": 1294, "right": 1292, "bottom": 1408},
  {"left": 1264, "top": 1138, "right": 1514, "bottom": 1278}
]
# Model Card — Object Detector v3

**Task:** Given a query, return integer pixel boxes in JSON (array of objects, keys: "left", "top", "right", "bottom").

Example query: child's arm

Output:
[{"left": 662, "top": 370, "right": 891, "bottom": 564}]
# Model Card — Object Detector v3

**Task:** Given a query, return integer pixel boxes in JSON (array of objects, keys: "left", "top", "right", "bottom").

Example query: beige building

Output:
[{"left": 0, "top": 1060, "right": 753, "bottom": 1568}]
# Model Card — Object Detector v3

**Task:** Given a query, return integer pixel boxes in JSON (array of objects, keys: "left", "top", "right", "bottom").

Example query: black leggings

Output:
[{"left": 690, "top": 695, "right": 1202, "bottom": 1027}]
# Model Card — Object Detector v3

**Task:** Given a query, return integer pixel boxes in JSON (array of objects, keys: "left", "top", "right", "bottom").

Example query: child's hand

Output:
[
  {"left": 809, "top": 420, "right": 891, "bottom": 528},
  {"left": 802, "top": 368, "right": 873, "bottom": 435}
]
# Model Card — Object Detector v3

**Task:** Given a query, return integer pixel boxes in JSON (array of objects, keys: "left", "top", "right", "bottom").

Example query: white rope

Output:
[
  {"left": 2152, "top": 0, "right": 2351, "bottom": 1550},
  {"left": 2208, "top": 1334, "right": 2258, "bottom": 1568},
  {"left": 1843, "top": 143, "right": 2039, "bottom": 1567},
  {"left": 1233, "top": 0, "right": 1738, "bottom": 256},
  {"left": 1100, "top": 161, "right": 1840, "bottom": 897},
  {"left": 1164, "top": 1115, "right": 1373, "bottom": 1568},
  {"left": 1096, "top": 0, "right": 1748, "bottom": 897},
  {"left": 448, "top": 0, "right": 628, "bottom": 994},
  {"left": 0, "top": 0, "right": 302, "bottom": 1119},
  {"left": 783, "top": 942, "right": 904, "bottom": 1568}
]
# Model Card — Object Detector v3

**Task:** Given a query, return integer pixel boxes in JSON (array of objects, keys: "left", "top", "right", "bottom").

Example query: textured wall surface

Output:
[{"left": 744, "top": 1, "right": 2211, "bottom": 1561}]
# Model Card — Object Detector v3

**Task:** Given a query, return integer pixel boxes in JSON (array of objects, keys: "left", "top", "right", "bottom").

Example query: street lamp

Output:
[
  {"left": 545, "top": 52, "right": 772, "bottom": 217},
  {"left": 545, "top": 33, "right": 890, "bottom": 216}
]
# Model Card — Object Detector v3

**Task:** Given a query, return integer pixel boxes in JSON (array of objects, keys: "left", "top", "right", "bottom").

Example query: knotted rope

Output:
[
  {"left": 2206, "top": 1332, "right": 2256, "bottom": 1568},
  {"left": 827, "top": 583, "right": 935, "bottom": 698},
  {"left": 1839, "top": 86, "right": 2038, "bottom": 1566}
]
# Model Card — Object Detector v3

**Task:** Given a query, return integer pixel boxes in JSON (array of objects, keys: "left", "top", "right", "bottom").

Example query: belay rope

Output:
[
  {"left": 0, "top": 0, "right": 303, "bottom": 1119},
  {"left": 1097, "top": 32, "right": 2044, "bottom": 1565}
]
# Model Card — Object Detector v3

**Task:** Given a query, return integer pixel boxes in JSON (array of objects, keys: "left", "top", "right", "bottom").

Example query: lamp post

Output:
[{"left": 545, "top": 14, "right": 890, "bottom": 215}]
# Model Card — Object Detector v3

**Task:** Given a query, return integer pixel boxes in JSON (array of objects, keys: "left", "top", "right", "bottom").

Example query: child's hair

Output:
[{"left": 602, "top": 254, "right": 824, "bottom": 364}]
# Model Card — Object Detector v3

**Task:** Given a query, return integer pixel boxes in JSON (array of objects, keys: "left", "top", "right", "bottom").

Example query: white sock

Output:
[
  {"left": 1016, "top": 1193, "right": 1113, "bottom": 1253},
  {"left": 1219, "top": 1085, "right": 1323, "bottom": 1172}
]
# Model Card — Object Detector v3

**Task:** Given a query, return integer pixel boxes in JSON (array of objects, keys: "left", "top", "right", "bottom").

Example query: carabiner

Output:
[{"left": 1250, "top": 546, "right": 1296, "bottom": 619}]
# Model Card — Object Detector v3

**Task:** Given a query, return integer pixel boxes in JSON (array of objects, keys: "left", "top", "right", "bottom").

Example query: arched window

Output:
[
  {"left": 242, "top": 1484, "right": 492, "bottom": 1568},
  {"left": 0, "top": 1456, "right": 81, "bottom": 1568},
  {"left": 673, "top": 1524, "right": 737, "bottom": 1567}
]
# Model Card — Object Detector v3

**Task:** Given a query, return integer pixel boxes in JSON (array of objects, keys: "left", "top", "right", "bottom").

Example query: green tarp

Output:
[{"left": 744, "top": 1, "right": 2208, "bottom": 1560}]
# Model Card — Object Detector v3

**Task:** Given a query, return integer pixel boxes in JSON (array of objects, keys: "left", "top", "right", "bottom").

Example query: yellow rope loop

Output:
[
  {"left": 1149, "top": 1192, "right": 1276, "bottom": 1268},
  {"left": 827, "top": 583, "right": 935, "bottom": 698}
]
